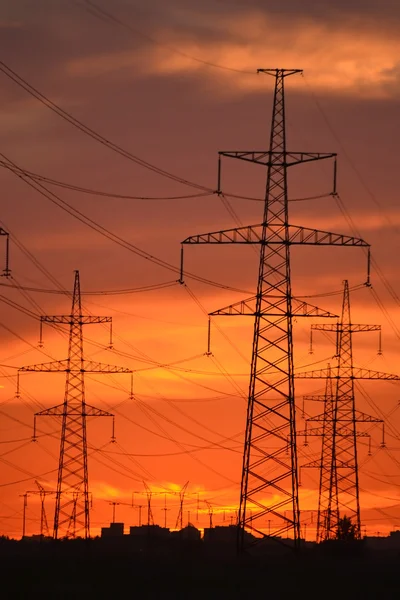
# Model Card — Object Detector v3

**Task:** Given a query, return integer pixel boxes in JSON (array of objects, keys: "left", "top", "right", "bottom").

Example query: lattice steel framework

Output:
[
  {"left": 315, "top": 366, "right": 336, "bottom": 543},
  {"left": 26, "top": 480, "right": 56, "bottom": 538},
  {"left": 181, "top": 69, "right": 371, "bottom": 551},
  {"left": 299, "top": 364, "right": 337, "bottom": 542},
  {"left": 297, "top": 280, "right": 399, "bottom": 540},
  {"left": 20, "top": 270, "right": 132, "bottom": 539}
]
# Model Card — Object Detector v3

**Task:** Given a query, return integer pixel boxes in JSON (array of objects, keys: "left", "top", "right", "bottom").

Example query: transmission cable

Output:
[
  {"left": 302, "top": 73, "right": 400, "bottom": 237},
  {"left": 0, "top": 60, "right": 211, "bottom": 191},
  {"left": 0, "top": 160, "right": 334, "bottom": 204},
  {"left": 2, "top": 152, "right": 252, "bottom": 295},
  {"left": 0, "top": 161, "right": 214, "bottom": 201},
  {"left": 80, "top": 0, "right": 256, "bottom": 76},
  {"left": 0, "top": 277, "right": 179, "bottom": 296}
]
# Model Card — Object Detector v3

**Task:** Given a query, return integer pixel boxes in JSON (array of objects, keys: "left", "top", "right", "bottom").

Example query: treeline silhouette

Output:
[{"left": 0, "top": 535, "right": 399, "bottom": 599}]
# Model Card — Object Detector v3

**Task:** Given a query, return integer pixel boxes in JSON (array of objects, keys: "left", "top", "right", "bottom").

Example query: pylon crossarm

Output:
[
  {"left": 182, "top": 224, "right": 263, "bottom": 244},
  {"left": 209, "top": 294, "right": 338, "bottom": 318},
  {"left": 81, "top": 403, "right": 114, "bottom": 418},
  {"left": 41, "top": 315, "right": 111, "bottom": 325},
  {"left": 312, "top": 323, "right": 380, "bottom": 332},
  {"left": 20, "top": 360, "right": 69, "bottom": 373},
  {"left": 303, "top": 394, "right": 335, "bottom": 402},
  {"left": 209, "top": 294, "right": 259, "bottom": 316},
  {"left": 297, "top": 367, "right": 400, "bottom": 380},
  {"left": 83, "top": 361, "right": 132, "bottom": 374},
  {"left": 353, "top": 410, "right": 383, "bottom": 423},
  {"left": 36, "top": 404, "right": 113, "bottom": 419},
  {"left": 218, "top": 150, "right": 336, "bottom": 167},
  {"left": 291, "top": 300, "right": 338, "bottom": 318},
  {"left": 182, "top": 223, "right": 368, "bottom": 246},
  {"left": 295, "top": 368, "right": 331, "bottom": 379},
  {"left": 35, "top": 403, "right": 65, "bottom": 417},
  {"left": 284, "top": 225, "right": 368, "bottom": 246},
  {"left": 300, "top": 425, "right": 369, "bottom": 437},
  {"left": 353, "top": 368, "right": 400, "bottom": 380},
  {"left": 21, "top": 360, "right": 131, "bottom": 374},
  {"left": 257, "top": 68, "right": 303, "bottom": 76}
]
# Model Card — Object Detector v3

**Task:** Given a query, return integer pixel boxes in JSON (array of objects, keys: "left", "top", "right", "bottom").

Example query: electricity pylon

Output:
[
  {"left": 143, "top": 481, "right": 154, "bottom": 526},
  {"left": 20, "top": 492, "right": 28, "bottom": 538},
  {"left": 20, "top": 270, "right": 132, "bottom": 539},
  {"left": 181, "top": 68, "right": 371, "bottom": 551},
  {"left": 26, "top": 480, "right": 56, "bottom": 538},
  {"left": 297, "top": 280, "right": 399, "bottom": 540},
  {"left": 299, "top": 364, "right": 340, "bottom": 543},
  {"left": 300, "top": 363, "right": 372, "bottom": 542},
  {"left": 175, "top": 481, "right": 189, "bottom": 530},
  {"left": 205, "top": 500, "right": 213, "bottom": 529}
]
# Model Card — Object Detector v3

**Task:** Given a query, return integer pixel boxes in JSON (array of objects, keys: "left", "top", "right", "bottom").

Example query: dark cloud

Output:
[
  {"left": 107, "top": 0, "right": 400, "bottom": 34},
  {"left": 0, "top": 0, "right": 399, "bottom": 370}
]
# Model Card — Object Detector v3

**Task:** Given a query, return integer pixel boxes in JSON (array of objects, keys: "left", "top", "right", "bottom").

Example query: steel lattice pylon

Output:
[
  {"left": 181, "top": 69, "right": 371, "bottom": 551},
  {"left": 315, "top": 367, "right": 337, "bottom": 543},
  {"left": 299, "top": 364, "right": 338, "bottom": 543},
  {"left": 19, "top": 271, "right": 132, "bottom": 539},
  {"left": 25, "top": 480, "right": 56, "bottom": 538},
  {"left": 298, "top": 280, "right": 400, "bottom": 540}
]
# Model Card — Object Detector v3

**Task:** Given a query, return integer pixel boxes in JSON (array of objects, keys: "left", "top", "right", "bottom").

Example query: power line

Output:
[
  {"left": 0, "top": 217, "right": 69, "bottom": 296},
  {"left": 0, "top": 160, "right": 214, "bottom": 201},
  {"left": 333, "top": 193, "right": 400, "bottom": 342},
  {"left": 0, "top": 278, "right": 179, "bottom": 296},
  {"left": 0, "top": 288, "right": 245, "bottom": 492},
  {"left": 0, "top": 160, "right": 333, "bottom": 204},
  {"left": 0, "top": 60, "right": 211, "bottom": 191},
  {"left": 80, "top": 0, "right": 256, "bottom": 75},
  {"left": 300, "top": 73, "right": 400, "bottom": 341},
  {"left": 2, "top": 152, "right": 253, "bottom": 295},
  {"left": 302, "top": 73, "right": 400, "bottom": 237}
]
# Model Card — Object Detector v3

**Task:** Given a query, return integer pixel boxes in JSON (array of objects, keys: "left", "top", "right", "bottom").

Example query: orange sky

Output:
[{"left": 1, "top": 0, "right": 400, "bottom": 540}]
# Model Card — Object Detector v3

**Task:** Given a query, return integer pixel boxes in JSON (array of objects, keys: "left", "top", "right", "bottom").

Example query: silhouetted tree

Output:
[{"left": 336, "top": 515, "right": 358, "bottom": 541}]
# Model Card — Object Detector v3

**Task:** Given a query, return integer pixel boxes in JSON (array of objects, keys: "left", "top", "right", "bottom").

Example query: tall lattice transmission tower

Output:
[
  {"left": 181, "top": 69, "right": 371, "bottom": 551},
  {"left": 300, "top": 363, "right": 337, "bottom": 543},
  {"left": 298, "top": 280, "right": 399, "bottom": 540},
  {"left": 19, "top": 270, "right": 132, "bottom": 539}
]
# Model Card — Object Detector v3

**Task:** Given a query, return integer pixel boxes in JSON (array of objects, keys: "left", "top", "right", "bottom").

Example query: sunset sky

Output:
[{"left": 1, "top": 0, "right": 400, "bottom": 539}]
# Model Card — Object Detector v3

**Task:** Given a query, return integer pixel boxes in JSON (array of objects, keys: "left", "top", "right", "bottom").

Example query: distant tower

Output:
[
  {"left": 181, "top": 69, "right": 370, "bottom": 551},
  {"left": 298, "top": 280, "right": 399, "bottom": 539},
  {"left": 25, "top": 480, "right": 56, "bottom": 538},
  {"left": 300, "top": 364, "right": 338, "bottom": 542},
  {"left": 175, "top": 481, "right": 189, "bottom": 530},
  {"left": 20, "top": 271, "right": 132, "bottom": 539}
]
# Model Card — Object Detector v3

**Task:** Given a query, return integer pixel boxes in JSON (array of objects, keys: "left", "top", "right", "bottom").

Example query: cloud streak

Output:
[{"left": 65, "top": 3, "right": 400, "bottom": 100}]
